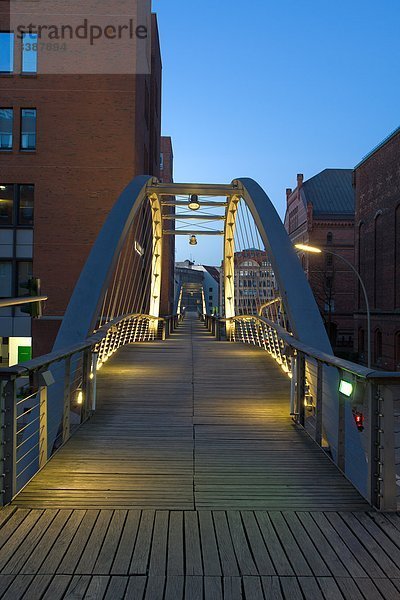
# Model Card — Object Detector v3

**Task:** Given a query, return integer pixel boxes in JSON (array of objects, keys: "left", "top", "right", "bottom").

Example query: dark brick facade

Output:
[
  {"left": 0, "top": 4, "right": 163, "bottom": 356},
  {"left": 159, "top": 136, "right": 175, "bottom": 315},
  {"left": 285, "top": 172, "right": 355, "bottom": 352},
  {"left": 353, "top": 127, "right": 400, "bottom": 370}
]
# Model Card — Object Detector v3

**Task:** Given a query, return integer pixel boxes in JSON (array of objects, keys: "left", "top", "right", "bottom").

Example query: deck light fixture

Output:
[
  {"left": 339, "top": 379, "right": 353, "bottom": 397},
  {"left": 294, "top": 243, "right": 321, "bottom": 253},
  {"left": 189, "top": 234, "right": 197, "bottom": 246},
  {"left": 188, "top": 194, "right": 200, "bottom": 211}
]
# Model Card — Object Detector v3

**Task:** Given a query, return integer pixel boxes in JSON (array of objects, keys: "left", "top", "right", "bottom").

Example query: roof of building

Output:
[
  {"left": 203, "top": 266, "right": 220, "bottom": 282},
  {"left": 354, "top": 125, "right": 400, "bottom": 169},
  {"left": 301, "top": 169, "right": 354, "bottom": 216}
]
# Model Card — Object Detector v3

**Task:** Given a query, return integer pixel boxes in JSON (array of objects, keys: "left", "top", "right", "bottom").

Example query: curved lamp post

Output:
[{"left": 295, "top": 243, "right": 371, "bottom": 369}]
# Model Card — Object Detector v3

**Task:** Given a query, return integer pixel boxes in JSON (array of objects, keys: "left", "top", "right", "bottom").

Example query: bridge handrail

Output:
[
  {"left": 200, "top": 312, "right": 400, "bottom": 511},
  {"left": 0, "top": 312, "right": 180, "bottom": 506}
]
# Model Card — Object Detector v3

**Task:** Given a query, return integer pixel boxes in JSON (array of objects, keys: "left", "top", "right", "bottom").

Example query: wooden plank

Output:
[
  {"left": 0, "top": 509, "right": 30, "bottom": 551},
  {"left": 298, "top": 576, "right": 323, "bottom": 599},
  {"left": 0, "top": 575, "right": 15, "bottom": 598},
  {"left": 241, "top": 512, "right": 275, "bottom": 576},
  {"left": 144, "top": 576, "right": 165, "bottom": 599},
  {"left": 104, "top": 576, "right": 128, "bottom": 599},
  {"left": 204, "top": 576, "right": 223, "bottom": 600},
  {"left": 226, "top": 511, "right": 258, "bottom": 575},
  {"left": 242, "top": 576, "right": 264, "bottom": 599},
  {"left": 0, "top": 510, "right": 44, "bottom": 572},
  {"left": 57, "top": 511, "right": 99, "bottom": 574},
  {"left": 167, "top": 511, "right": 184, "bottom": 575},
  {"left": 279, "top": 576, "right": 304, "bottom": 599},
  {"left": 372, "top": 578, "right": 400, "bottom": 600},
  {"left": 255, "top": 512, "right": 294, "bottom": 576},
  {"left": 84, "top": 575, "right": 110, "bottom": 600},
  {"left": 41, "top": 575, "right": 72, "bottom": 600},
  {"left": 19, "top": 574, "right": 52, "bottom": 599},
  {"left": 268, "top": 512, "right": 312, "bottom": 576},
  {"left": 130, "top": 510, "right": 155, "bottom": 575},
  {"left": 184, "top": 512, "right": 203, "bottom": 576},
  {"left": 261, "top": 576, "right": 283, "bottom": 600},
  {"left": 223, "top": 577, "right": 243, "bottom": 600},
  {"left": 334, "top": 578, "right": 364, "bottom": 600},
  {"left": 0, "top": 574, "right": 33, "bottom": 600},
  {"left": 283, "top": 512, "right": 330, "bottom": 577},
  {"left": 296, "top": 513, "right": 350, "bottom": 578},
  {"left": 111, "top": 510, "right": 141, "bottom": 575},
  {"left": 317, "top": 577, "right": 345, "bottom": 599},
  {"left": 198, "top": 511, "right": 221, "bottom": 576},
  {"left": 39, "top": 510, "right": 86, "bottom": 574},
  {"left": 164, "top": 575, "right": 185, "bottom": 600},
  {"left": 125, "top": 576, "right": 147, "bottom": 600},
  {"left": 148, "top": 511, "right": 169, "bottom": 575},
  {"left": 0, "top": 507, "right": 17, "bottom": 530},
  {"left": 212, "top": 511, "right": 239, "bottom": 576},
  {"left": 93, "top": 510, "right": 127, "bottom": 575},
  {"left": 20, "top": 510, "right": 73, "bottom": 574},
  {"left": 185, "top": 576, "right": 203, "bottom": 600}
]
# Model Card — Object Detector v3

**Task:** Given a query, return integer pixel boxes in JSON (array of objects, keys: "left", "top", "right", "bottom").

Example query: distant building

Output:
[
  {"left": 175, "top": 260, "right": 220, "bottom": 314},
  {"left": 220, "top": 249, "right": 276, "bottom": 316},
  {"left": 285, "top": 170, "right": 355, "bottom": 350},
  {"left": 353, "top": 126, "right": 400, "bottom": 369}
]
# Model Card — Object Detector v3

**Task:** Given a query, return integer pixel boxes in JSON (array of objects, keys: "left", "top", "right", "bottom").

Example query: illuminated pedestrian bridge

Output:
[{"left": 0, "top": 177, "right": 399, "bottom": 598}]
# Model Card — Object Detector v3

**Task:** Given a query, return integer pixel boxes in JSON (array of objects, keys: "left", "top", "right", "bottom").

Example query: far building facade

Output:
[
  {"left": 353, "top": 126, "right": 400, "bottom": 370},
  {"left": 285, "top": 170, "right": 355, "bottom": 352},
  {"left": 220, "top": 249, "right": 276, "bottom": 317},
  {"left": 175, "top": 260, "right": 220, "bottom": 314}
]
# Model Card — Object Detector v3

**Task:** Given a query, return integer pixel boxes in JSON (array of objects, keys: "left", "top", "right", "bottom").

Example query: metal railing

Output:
[
  {"left": 0, "top": 313, "right": 179, "bottom": 506},
  {"left": 201, "top": 312, "right": 400, "bottom": 511}
]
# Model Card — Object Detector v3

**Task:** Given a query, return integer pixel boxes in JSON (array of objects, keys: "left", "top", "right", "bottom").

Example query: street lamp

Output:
[{"left": 295, "top": 243, "right": 371, "bottom": 369}]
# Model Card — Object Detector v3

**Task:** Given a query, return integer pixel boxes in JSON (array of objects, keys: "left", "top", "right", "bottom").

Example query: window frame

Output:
[
  {"left": 0, "top": 183, "right": 34, "bottom": 228},
  {"left": 20, "top": 107, "right": 37, "bottom": 151},
  {"left": 21, "top": 32, "right": 38, "bottom": 75},
  {"left": 0, "top": 107, "right": 14, "bottom": 151},
  {"left": 0, "top": 31, "right": 14, "bottom": 74}
]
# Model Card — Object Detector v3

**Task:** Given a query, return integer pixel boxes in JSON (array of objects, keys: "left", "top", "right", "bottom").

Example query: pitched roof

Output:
[
  {"left": 354, "top": 125, "right": 400, "bottom": 169},
  {"left": 301, "top": 168, "right": 354, "bottom": 216}
]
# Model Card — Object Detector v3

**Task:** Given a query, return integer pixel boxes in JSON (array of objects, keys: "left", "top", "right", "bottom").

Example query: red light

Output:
[{"left": 353, "top": 410, "right": 364, "bottom": 432}]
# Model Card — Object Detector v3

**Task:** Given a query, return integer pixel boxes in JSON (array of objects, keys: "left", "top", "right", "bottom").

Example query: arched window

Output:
[
  {"left": 374, "top": 213, "right": 384, "bottom": 308},
  {"left": 374, "top": 329, "right": 382, "bottom": 365},
  {"left": 327, "top": 231, "right": 333, "bottom": 245}
]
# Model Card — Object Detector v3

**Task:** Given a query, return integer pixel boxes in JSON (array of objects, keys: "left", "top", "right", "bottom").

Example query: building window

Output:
[
  {"left": 0, "top": 261, "right": 12, "bottom": 297},
  {"left": 17, "top": 261, "right": 33, "bottom": 295},
  {"left": 18, "top": 185, "right": 34, "bottom": 226},
  {"left": 160, "top": 152, "right": 164, "bottom": 170},
  {"left": 289, "top": 207, "right": 298, "bottom": 233},
  {"left": 395, "top": 206, "right": 400, "bottom": 308},
  {"left": 327, "top": 231, "right": 333, "bottom": 244},
  {"left": 0, "top": 32, "right": 14, "bottom": 73},
  {"left": 20, "top": 109, "right": 36, "bottom": 150},
  {"left": 0, "top": 108, "right": 13, "bottom": 150},
  {"left": 0, "top": 184, "right": 34, "bottom": 227},
  {"left": 326, "top": 253, "right": 333, "bottom": 267},
  {"left": 21, "top": 33, "right": 38, "bottom": 73},
  {"left": 0, "top": 185, "right": 13, "bottom": 225},
  {"left": 374, "top": 329, "right": 382, "bottom": 364}
]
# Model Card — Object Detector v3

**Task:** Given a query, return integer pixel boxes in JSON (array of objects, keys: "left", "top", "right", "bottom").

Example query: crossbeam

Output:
[
  {"left": 161, "top": 201, "right": 228, "bottom": 207},
  {"left": 163, "top": 230, "right": 224, "bottom": 235},
  {"left": 162, "top": 214, "right": 225, "bottom": 221},
  {"left": 148, "top": 183, "right": 242, "bottom": 196}
]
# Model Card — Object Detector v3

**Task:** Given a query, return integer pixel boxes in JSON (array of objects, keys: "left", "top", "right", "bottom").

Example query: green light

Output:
[{"left": 339, "top": 380, "right": 353, "bottom": 397}]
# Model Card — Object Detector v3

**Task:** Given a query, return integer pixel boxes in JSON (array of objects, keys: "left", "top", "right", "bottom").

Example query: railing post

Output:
[
  {"left": 38, "top": 385, "right": 48, "bottom": 469},
  {"left": 81, "top": 349, "right": 92, "bottom": 422},
  {"left": 162, "top": 320, "right": 166, "bottom": 341},
  {"left": 296, "top": 352, "right": 306, "bottom": 426},
  {"left": 315, "top": 361, "right": 323, "bottom": 446},
  {"left": 63, "top": 356, "right": 71, "bottom": 444},
  {"left": 367, "top": 382, "right": 379, "bottom": 508},
  {"left": 2, "top": 379, "right": 17, "bottom": 505}
]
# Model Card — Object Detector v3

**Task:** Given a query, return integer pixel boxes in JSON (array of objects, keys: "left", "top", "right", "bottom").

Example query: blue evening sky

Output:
[{"left": 152, "top": 0, "right": 400, "bottom": 265}]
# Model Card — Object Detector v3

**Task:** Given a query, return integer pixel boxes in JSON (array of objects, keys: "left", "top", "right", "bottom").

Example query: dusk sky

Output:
[{"left": 153, "top": 0, "right": 400, "bottom": 264}]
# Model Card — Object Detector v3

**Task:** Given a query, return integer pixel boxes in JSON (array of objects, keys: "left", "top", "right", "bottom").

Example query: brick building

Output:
[
  {"left": 0, "top": 3, "right": 164, "bottom": 362},
  {"left": 220, "top": 249, "right": 276, "bottom": 316},
  {"left": 353, "top": 126, "right": 400, "bottom": 370},
  {"left": 285, "top": 170, "right": 355, "bottom": 351}
]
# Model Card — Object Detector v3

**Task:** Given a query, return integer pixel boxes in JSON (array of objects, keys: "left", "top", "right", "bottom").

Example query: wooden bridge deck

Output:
[
  {"left": 14, "top": 314, "right": 366, "bottom": 511},
  {"left": 4, "top": 314, "right": 400, "bottom": 599}
]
